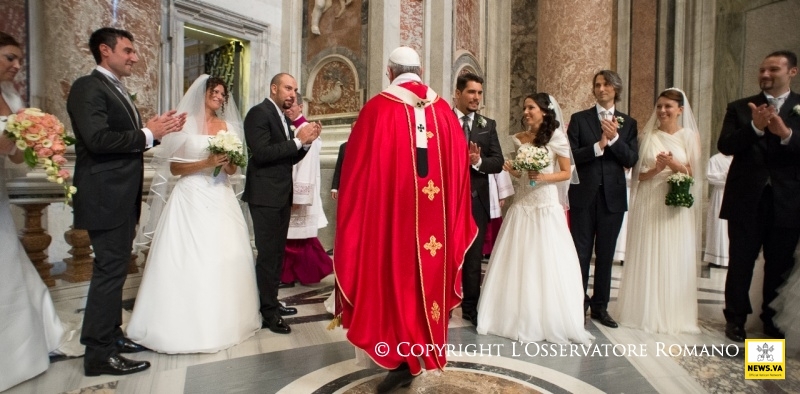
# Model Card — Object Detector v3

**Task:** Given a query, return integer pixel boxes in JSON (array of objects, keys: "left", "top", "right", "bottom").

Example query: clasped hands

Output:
[
  {"left": 295, "top": 122, "right": 322, "bottom": 145},
  {"left": 598, "top": 118, "right": 619, "bottom": 148},
  {"left": 146, "top": 110, "right": 187, "bottom": 140},
  {"left": 654, "top": 151, "right": 674, "bottom": 172},
  {"left": 749, "top": 102, "right": 790, "bottom": 139}
]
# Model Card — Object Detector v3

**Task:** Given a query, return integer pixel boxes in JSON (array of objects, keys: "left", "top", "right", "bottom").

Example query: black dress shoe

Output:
[
  {"left": 590, "top": 311, "right": 619, "bottom": 328},
  {"left": 725, "top": 323, "right": 746, "bottom": 342},
  {"left": 85, "top": 354, "right": 150, "bottom": 376},
  {"left": 279, "top": 282, "right": 295, "bottom": 288},
  {"left": 116, "top": 338, "right": 149, "bottom": 353},
  {"left": 278, "top": 305, "right": 298, "bottom": 316},
  {"left": 461, "top": 311, "right": 478, "bottom": 327},
  {"left": 763, "top": 324, "right": 784, "bottom": 339},
  {"left": 263, "top": 316, "right": 291, "bottom": 334},
  {"left": 376, "top": 364, "right": 415, "bottom": 393}
]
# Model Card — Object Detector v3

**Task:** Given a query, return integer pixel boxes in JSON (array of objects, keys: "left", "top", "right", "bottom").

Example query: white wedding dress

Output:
[
  {"left": 1, "top": 92, "right": 67, "bottom": 391},
  {"left": 126, "top": 133, "right": 261, "bottom": 354},
  {"left": 477, "top": 132, "right": 594, "bottom": 345},
  {"left": 616, "top": 128, "right": 700, "bottom": 334},
  {"left": 0, "top": 159, "right": 67, "bottom": 391}
]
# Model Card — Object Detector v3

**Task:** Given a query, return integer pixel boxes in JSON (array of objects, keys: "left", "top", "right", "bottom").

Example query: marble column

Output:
[{"left": 535, "top": 0, "right": 615, "bottom": 120}]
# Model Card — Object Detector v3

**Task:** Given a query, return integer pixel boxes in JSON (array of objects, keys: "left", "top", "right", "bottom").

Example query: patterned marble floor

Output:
[{"left": 4, "top": 263, "right": 798, "bottom": 394}]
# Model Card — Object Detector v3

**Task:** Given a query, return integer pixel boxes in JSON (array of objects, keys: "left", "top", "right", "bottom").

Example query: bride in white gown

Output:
[
  {"left": 0, "top": 32, "right": 67, "bottom": 391},
  {"left": 126, "top": 75, "right": 261, "bottom": 353},
  {"left": 477, "top": 93, "right": 593, "bottom": 345},
  {"left": 615, "top": 88, "right": 701, "bottom": 334}
]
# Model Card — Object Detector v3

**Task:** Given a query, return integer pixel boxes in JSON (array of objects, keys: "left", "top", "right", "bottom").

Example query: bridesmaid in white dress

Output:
[
  {"left": 477, "top": 93, "right": 593, "bottom": 345},
  {"left": 615, "top": 88, "right": 701, "bottom": 334},
  {"left": 0, "top": 32, "right": 66, "bottom": 391},
  {"left": 126, "top": 75, "right": 260, "bottom": 353}
]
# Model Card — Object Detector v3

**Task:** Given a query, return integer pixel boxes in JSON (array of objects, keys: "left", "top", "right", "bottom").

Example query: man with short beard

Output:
[
  {"left": 242, "top": 73, "right": 321, "bottom": 334},
  {"left": 718, "top": 50, "right": 800, "bottom": 342}
]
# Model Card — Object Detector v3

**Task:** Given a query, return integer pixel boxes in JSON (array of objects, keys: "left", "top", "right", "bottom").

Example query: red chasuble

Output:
[{"left": 334, "top": 80, "right": 477, "bottom": 375}]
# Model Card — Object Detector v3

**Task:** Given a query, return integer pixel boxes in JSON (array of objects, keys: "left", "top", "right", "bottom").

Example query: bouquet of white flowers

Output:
[
  {"left": 513, "top": 145, "right": 550, "bottom": 186},
  {"left": 207, "top": 131, "right": 247, "bottom": 176},
  {"left": 665, "top": 172, "right": 694, "bottom": 208}
]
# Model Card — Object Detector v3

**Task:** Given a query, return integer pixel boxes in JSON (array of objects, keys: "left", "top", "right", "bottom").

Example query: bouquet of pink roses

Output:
[{"left": 3, "top": 108, "right": 76, "bottom": 201}]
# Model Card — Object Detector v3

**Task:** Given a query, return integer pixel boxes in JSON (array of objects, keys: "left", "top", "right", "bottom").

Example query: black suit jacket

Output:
[
  {"left": 67, "top": 70, "right": 146, "bottom": 231},
  {"left": 242, "top": 99, "right": 308, "bottom": 208},
  {"left": 462, "top": 114, "right": 504, "bottom": 216},
  {"left": 331, "top": 141, "right": 346, "bottom": 190},
  {"left": 718, "top": 91, "right": 800, "bottom": 228},
  {"left": 567, "top": 107, "right": 639, "bottom": 212}
]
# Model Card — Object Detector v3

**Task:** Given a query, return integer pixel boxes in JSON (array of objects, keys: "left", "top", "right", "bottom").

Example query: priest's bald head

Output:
[{"left": 387, "top": 46, "right": 423, "bottom": 82}]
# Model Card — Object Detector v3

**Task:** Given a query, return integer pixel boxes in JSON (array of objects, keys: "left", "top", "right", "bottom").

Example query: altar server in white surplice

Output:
[
  {"left": 614, "top": 169, "right": 632, "bottom": 262},
  {"left": 703, "top": 152, "right": 732, "bottom": 267},
  {"left": 483, "top": 170, "right": 515, "bottom": 255}
]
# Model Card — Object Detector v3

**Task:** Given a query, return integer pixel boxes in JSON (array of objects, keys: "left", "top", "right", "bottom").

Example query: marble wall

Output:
[
  {"left": 400, "top": 0, "right": 423, "bottom": 52},
  {"left": 508, "top": 0, "right": 537, "bottom": 135},
  {"left": 455, "top": 0, "right": 480, "bottom": 60},
  {"left": 628, "top": 0, "right": 658, "bottom": 125},
  {"left": 41, "top": 0, "right": 161, "bottom": 124},
  {"left": 0, "top": 0, "right": 28, "bottom": 103},
  {"left": 712, "top": 0, "right": 800, "bottom": 146},
  {"left": 536, "top": 0, "right": 614, "bottom": 122}
]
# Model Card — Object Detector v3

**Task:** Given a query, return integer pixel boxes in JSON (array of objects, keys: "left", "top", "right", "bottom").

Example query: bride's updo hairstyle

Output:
[
  {"left": 526, "top": 92, "right": 560, "bottom": 147},
  {"left": 658, "top": 88, "right": 684, "bottom": 107},
  {"left": 0, "top": 32, "right": 21, "bottom": 49},
  {"left": 205, "top": 76, "right": 229, "bottom": 114}
]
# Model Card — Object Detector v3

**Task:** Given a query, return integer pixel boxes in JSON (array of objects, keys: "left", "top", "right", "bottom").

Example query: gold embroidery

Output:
[
  {"left": 431, "top": 301, "right": 441, "bottom": 323},
  {"left": 426, "top": 131, "right": 434, "bottom": 139},
  {"left": 422, "top": 180, "right": 440, "bottom": 201},
  {"left": 424, "top": 235, "right": 442, "bottom": 256}
]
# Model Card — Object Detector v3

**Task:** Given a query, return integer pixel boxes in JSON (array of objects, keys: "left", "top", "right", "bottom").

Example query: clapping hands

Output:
[
  {"left": 147, "top": 110, "right": 187, "bottom": 140},
  {"left": 655, "top": 151, "right": 673, "bottom": 172},
  {"left": 748, "top": 102, "right": 791, "bottom": 139},
  {"left": 296, "top": 122, "right": 322, "bottom": 145}
]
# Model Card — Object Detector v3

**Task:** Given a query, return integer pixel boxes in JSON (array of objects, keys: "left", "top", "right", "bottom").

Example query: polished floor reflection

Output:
[{"left": 5, "top": 264, "right": 798, "bottom": 394}]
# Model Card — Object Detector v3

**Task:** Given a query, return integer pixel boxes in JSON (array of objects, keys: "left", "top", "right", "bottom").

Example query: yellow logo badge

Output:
[{"left": 744, "top": 339, "right": 785, "bottom": 379}]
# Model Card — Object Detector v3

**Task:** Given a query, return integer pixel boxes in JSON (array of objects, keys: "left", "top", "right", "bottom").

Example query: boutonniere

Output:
[
  {"left": 793, "top": 104, "right": 800, "bottom": 116},
  {"left": 290, "top": 125, "right": 297, "bottom": 132},
  {"left": 476, "top": 116, "right": 487, "bottom": 128},
  {"left": 129, "top": 92, "right": 137, "bottom": 103},
  {"left": 616, "top": 116, "right": 624, "bottom": 129}
]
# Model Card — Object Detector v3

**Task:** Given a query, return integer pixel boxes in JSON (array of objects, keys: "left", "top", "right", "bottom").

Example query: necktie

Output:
[
  {"left": 109, "top": 77, "right": 140, "bottom": 125},
  {"left": 462, "top": 115, "right": 470, "bottom": 141},
  {"left": 768, "top": 97, "right": 783, "bottom": 112},
  {"left": 283, "top": 116, "right": 293, "bottom": 140},
  {"left": 600, "top": 110, "right": 611, "bottom": 120}
]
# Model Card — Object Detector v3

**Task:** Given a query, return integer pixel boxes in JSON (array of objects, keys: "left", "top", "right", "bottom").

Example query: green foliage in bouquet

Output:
[{"left": 664, "top": 172, "right": 694, "bottom": 208}]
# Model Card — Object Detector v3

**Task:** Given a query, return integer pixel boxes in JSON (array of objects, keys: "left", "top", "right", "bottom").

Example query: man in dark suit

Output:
[
  {"left": 243, "top": 73, "right": 320, "bottom": 334},
  {"left": 453, "top": 73, "right": 504, "bottom": 326},
  {"left": 330, "top": 141, "right": 346, "bottom": 200},
  {"left": 567, "top": 70, "right": 639, "bottom": 328},
  {"left": 718, "top": 50, "right": 800, "bottom": 342},
  {"left": 67, "top": 27, "right": 185, "bottom": 376}
]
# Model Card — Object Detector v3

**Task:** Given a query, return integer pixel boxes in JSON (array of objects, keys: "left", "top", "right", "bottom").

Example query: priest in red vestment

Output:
[{"left": 334, "top": 46, "right": 477, "bottom": 392}]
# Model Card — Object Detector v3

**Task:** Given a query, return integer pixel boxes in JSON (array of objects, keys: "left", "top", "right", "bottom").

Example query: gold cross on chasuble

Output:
[
  {"left": 422, "top": 180, "right": 440, "bottom": 201},
  {"left": 423, "top": 235, "right": 443, "bottom": 256}
]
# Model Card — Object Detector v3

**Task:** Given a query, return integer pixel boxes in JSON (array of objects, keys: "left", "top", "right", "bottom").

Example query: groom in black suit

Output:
[
  {"left": 68, "top": 27, "right": 185, "bottom": 376},
  {"left": 243, "top": 73, "right": 320, "bottom": 334},
  {"left": 718, "top": 50, "right": 800, "bottom": 342},
  {"left": 567, "top": 70, "right": 638, "bottom": 328},
  {"left": 453, "top": 73, "right": 504, "bottom": 326}
]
